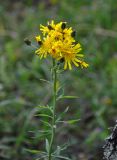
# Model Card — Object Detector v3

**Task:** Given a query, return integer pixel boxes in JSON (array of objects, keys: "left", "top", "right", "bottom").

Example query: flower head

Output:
[{"left": 35, "top": 20, "right": 89, "bottom": 70}]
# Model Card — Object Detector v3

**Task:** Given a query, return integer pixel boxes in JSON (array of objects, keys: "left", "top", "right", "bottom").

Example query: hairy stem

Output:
[{"left": 48, "top": 59, "right": 57, "bottom": 160}]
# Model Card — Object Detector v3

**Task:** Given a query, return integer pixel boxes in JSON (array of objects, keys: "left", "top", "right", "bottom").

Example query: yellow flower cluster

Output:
[{"left": 35, "top": 21, "right": 89, "bottom": 70}]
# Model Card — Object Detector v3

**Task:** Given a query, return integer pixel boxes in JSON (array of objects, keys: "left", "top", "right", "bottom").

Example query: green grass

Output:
[{"left": 0, "top": 0, "right": 117, "bottom": 159}]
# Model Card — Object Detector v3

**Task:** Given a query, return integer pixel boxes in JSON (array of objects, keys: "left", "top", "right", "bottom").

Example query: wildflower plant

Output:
[{"left": 25, "top": 21, "right": 88, "bottom": 160}]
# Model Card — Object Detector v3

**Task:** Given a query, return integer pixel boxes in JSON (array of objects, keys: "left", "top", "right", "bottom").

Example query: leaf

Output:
[
  {"left": 37, "top": 130, "right": 51, "bottom": 133},
  {"left": 36, "top": 114, "right": 52, "bottom": 119},
  {"left": 28, "top": 130, "right": 51, "bottom": 140},
  {"left": 45, "top": 139, "right": 50, "bottom": 153},
  {"left": 52, "top": 155, "right": 71, "bottom": 160},
  {"left": 40, "top": 78, "right": 51, "bottom": 84},
  {"left": 60, "top": 142, "right": 70, "bottom": 151},
  {"left": 57, "top": 84, "right": 64, "bottom": 94},
  {"left": 56, "top": 106, "right": 69, "bottom": 122},
  {"left": 64, "top": 106, "right": 69, "bottom": 113},
  {"left": 57, "top": 95, "right": 79, "bottom": 101},
  {"left": 36, "top": 105, "right": 53, "bottom": 114},
  {"left": 60, "top": 95, "right": 79, "bottom": 99},
  {"left": 34, "top": 132, "right": 51, "bottom": 139},
  {"left": 55, "top": 146, "right": 61, "bottom": 156},
  {"left": 40, "top": 120, "right": 52, "bottom": 128},
  {"left": 57, "top": 119, "right": 80, "bottom": 125},
  {"left": 53, "top": 142, "right": 70, "bottom": 156},
  {"left": 66, "top": 119, "right": 80, "bottom": 124},
  {"left": 26, "top": 149, "right": 44, "bottom": 154}
]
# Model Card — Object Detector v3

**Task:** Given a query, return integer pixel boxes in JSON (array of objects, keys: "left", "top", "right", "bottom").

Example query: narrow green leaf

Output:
[
  {"left": 57, "top": 95, "right": 79, "bottom": 101},
  {"left": 26, "top": 149, "right": 44, "bottom": 154},
  {"left": 45, "top": 139, "right": 50, "bottom": 153},
  {"left": 56, "top": 106, "right": 69, "bottom": 122},
  {"left": 40, "top": 78, "right": 51, "bottom": 84},
  {"left": 37, "top": 130, "right": 51, "bottom": 133},
  {"left": 52, "top": 155, "right": 71, "bottom": 160},
  {"left": 40, "top": 120, "right": 52, "bottom": 128},
  {"left": 36, "top": 114, "right": 52, "bottom": 119},
  {"left": 64, "top": 106, "right": 69, "bottom": 113},
  {"left": 34, "top": 132, "right": 51, "bottom": 139},
  {"left": 36, "top": 105, "right": 53, "bottom": 114},
  {"left": 60, "top": 95, "right": 79, "bottom": 99},
  {"left": 53, "top": 142, "right": 70, "bottom": 157},
  {"left": 60, "top": 142, "right": 70, "bottom": 151},
  {"left": 55, "top": 146, "right": 61, "bottom": 156},
  {"left": 57, "top": 119, "right": 80, "bottom": 124},
  {"left": 66, "top": 119, "right": 80, "bottom": 124}
]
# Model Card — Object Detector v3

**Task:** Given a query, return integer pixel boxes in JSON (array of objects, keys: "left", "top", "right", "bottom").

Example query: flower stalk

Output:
[{"left": 48, "top": 59, "right": 57, "bottom": 160}]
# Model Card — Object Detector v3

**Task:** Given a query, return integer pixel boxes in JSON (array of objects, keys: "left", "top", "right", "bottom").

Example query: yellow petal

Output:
[
  {"left": 68, "top": 61, "right": 72, "bottom": 70},
  {"left": 82, "top": 62, "right": 89, "bottom": 68},
  {"left": 77, "top": 54, "right": 84, "bottom": 57},
  {"left": 35, "top": 36, "right": 41, "bottom": 42},
  {"left": 72, "top": 60, "right": 79, "bottom": 67},
  {"left": 64, "top": 61, "right": 68, "bottom": 70}
]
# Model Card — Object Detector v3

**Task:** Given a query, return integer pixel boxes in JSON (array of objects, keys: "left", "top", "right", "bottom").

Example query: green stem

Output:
[{"left": 48, "top": 59, "right": 57, "bottom": 160}]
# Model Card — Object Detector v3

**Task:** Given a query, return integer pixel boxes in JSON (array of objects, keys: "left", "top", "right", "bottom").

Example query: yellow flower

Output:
[
  {"left": 35, "top": 36, "right": 51, "bottom": 59},
  {"left": 35, "top": 36, "right": 41, "bottom": 42},
  {"left": 35, "top": 20, "right": 89, "bottom": 70}
]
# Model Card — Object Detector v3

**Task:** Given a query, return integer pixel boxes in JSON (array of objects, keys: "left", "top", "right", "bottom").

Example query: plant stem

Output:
[{"left": 48, "top": 59, "right": 57, "bottom": 160}]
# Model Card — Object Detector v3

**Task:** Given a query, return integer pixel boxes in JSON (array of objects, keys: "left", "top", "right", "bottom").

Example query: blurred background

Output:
[{"left": 0, "top": 0, "right": 117, "bottom": 159}]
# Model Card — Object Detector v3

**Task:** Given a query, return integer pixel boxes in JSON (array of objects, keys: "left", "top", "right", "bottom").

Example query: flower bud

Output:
[
  {"left": 57, "top": 58, "right": 65, "bottom": 65},
  {"left": 61, "top": 22, "right": 66, "bottom": 30},
  {"left": 60, "top": 58, "right": 65, "bottom": 63},
  {"left": 48, "top": 25, "right": 53, "bottom": 30},
  {"left": 38, "top": 41, "right": 43, "bottom": 45},
  {"left": 71, "top": 30, "right": 76, "bottom": 37}
]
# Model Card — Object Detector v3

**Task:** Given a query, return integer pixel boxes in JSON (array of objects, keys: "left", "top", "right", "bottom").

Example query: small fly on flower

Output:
[{"left": 24, "top": 38, "right": 31, "bottom": 46}]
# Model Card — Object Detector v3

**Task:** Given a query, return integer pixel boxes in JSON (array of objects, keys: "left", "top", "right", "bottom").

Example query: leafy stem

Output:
[{"left": 48, "top": 59, "right": 57, "bottom": 160}]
